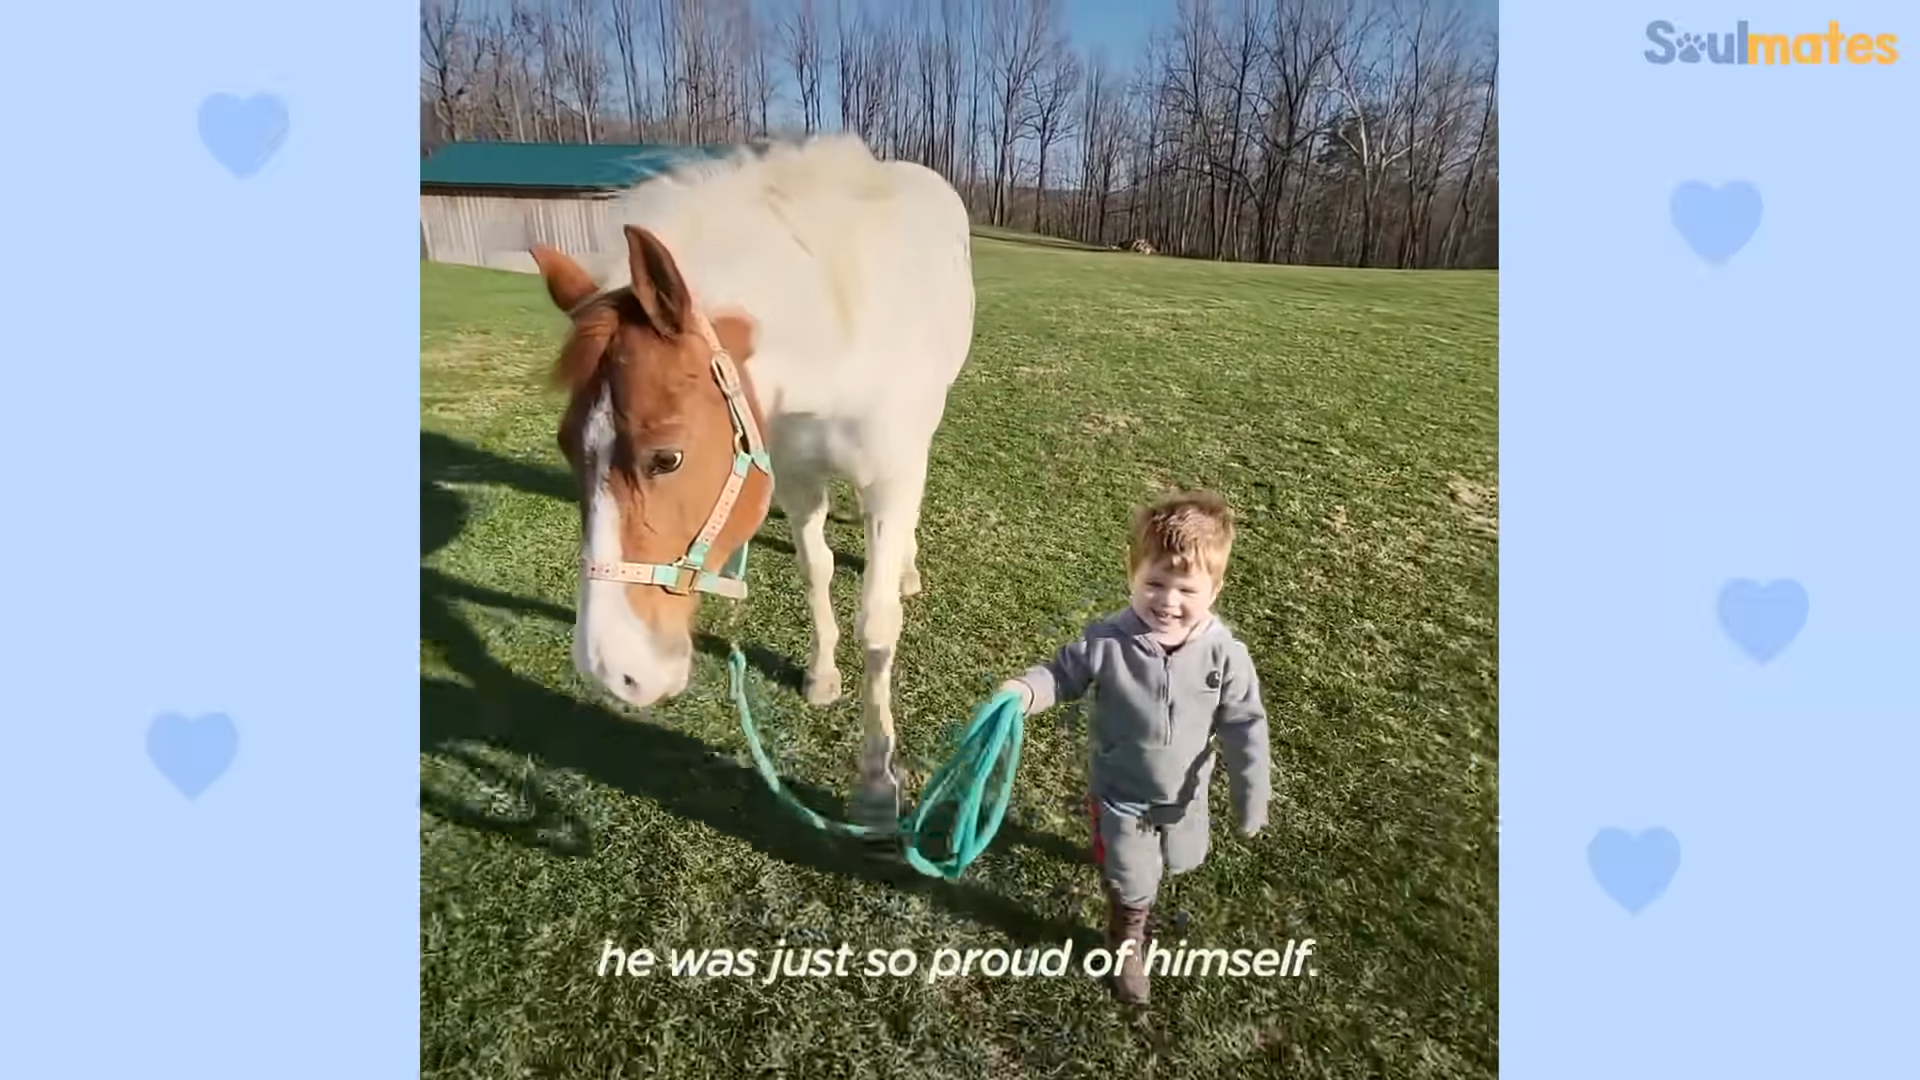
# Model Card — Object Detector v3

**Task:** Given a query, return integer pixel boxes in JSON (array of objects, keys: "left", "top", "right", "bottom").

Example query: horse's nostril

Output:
[{"left": 623, "top": 674, "right": 640, "bottom": 691}]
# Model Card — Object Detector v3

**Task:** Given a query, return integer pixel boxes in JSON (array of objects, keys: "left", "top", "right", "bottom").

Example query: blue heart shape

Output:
[
  {"left": 1717, "top": 578, "right": 1808, "bottom": 663},
  {"left": 147, "top": 712, "right": 239, "bottom": 799},
  {"left": 1670, "top": 180, "right": 1762, "bottom": 264},
  {"left": 1588, "top": 827, "right": 1681, "bottom": 914},
  {"left": 197, "top": 93, "right": 289, "bottom": 179}
]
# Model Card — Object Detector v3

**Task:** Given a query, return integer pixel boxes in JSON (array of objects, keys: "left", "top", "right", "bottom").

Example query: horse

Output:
[{"left": 528, "top": 135, "right": 977, "bottom": 833}]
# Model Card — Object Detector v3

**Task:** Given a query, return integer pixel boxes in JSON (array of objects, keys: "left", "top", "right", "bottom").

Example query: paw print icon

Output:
[{"left": 1676, "top": 32, "right": 1707, "bottom": 63}]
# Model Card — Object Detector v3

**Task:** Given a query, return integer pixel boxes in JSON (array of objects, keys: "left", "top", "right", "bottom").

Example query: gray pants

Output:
[{"left": 1095, "top": 798, "right": 1211, "bottom": 907}]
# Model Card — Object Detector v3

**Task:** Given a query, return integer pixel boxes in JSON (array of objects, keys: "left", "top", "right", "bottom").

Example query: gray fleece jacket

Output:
[{"left": 1016, "top": 607, "right": 1272, "bottom": 829}]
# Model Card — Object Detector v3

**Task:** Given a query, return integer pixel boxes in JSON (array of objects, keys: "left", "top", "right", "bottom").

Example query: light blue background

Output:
[
  {"left": 1504, "top": 3, "right": 1918, "bottom": 1078},
  {"left": 1, "top": 0, "right": 1910, "bottom": 1075},
  {"left": 0, "top": 2, "right": 417, "bottom": 1078}
]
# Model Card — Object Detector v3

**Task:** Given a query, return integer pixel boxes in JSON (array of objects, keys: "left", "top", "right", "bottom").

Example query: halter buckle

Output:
[{"left": 660, "top": 560, "right": 700, "bottom": 596}]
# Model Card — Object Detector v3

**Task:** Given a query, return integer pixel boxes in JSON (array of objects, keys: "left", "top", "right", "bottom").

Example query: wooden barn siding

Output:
[{"left": 420, "top": 190, "right": 616, "bottom": 269}]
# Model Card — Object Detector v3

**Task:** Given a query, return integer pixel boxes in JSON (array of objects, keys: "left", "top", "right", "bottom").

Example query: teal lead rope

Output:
[
  {"left": 670, "top": 362, "right": 1022, "bottom": 881},
  {"left": 725, "top": 646, "right": 1025, "bottom": 881}
]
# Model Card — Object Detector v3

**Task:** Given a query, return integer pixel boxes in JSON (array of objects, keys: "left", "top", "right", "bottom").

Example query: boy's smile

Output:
[{"left": 1130, "top": 559, "right": 1219, "bottom": 646}]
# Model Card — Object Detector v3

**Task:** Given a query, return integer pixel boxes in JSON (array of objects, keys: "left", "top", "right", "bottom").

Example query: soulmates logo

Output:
[{"left": 1644, "top": 19, "right": 1899, "bottom": 65}]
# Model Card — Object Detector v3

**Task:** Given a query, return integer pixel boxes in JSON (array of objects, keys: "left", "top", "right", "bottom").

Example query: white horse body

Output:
[{"left": 583, "top": 135, "right": 977, "bottom": 824}]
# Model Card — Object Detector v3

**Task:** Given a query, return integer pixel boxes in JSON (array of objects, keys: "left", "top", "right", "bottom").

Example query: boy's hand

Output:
[{"left": 997, "top": 679, "right": 1034, "bottom": 714}]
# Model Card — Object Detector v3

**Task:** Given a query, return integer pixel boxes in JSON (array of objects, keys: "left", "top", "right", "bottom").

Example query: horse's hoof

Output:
[
  {"left": 804, "top": 666, "right": 843, "bottom": 706},
  {"left": 853, "top": 794, "right": 899, "bottom": 837},
  {"left": 853, "top": 773, "right": 902, "bottom": 837}
]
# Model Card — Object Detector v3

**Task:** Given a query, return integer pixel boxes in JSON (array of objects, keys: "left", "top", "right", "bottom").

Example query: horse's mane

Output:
[
  {"left": 610, "top": 134, "right": 887, "bottom": 218},
  {"left": 587, "top": 134, "right": 899, "bottom": 338}
]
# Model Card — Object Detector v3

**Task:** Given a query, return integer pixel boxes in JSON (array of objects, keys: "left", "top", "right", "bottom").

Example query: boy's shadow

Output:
[{"left": 420, "top": 431, "right": 1100, "bottom": 952}]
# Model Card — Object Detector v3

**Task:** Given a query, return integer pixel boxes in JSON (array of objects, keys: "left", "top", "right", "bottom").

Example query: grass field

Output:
[{"left": 420, "top": 229, "right": 1498, "bottom": 1079}]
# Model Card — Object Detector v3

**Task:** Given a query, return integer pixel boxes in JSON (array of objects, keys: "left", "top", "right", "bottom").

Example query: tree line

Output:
[{"left": 421, "top": 0, "right": 1498, "bottom": 269}]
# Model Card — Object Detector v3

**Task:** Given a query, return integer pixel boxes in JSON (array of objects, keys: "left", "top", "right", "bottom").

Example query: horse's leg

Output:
[
  {"left": 780, "top": 471, "right": 842, "bottom": 707},
  {"left": 850, "top": 463, "right": 928, "bottom": 834},
  {"left": 901, "top": 530, "right": 922, "bottom": 597}
]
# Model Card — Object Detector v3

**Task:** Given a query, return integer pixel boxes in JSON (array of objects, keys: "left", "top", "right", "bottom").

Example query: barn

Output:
[{"left": 419, "top": 141, "right": 734, "bottom": 272}]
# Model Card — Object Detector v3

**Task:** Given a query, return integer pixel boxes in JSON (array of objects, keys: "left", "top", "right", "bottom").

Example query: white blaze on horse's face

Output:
[
  {"left": 535, "top": 224, "right": 771, "bottom": 714},
  {"left": 571, "top": 385, "right": 695, "bottom": 708}
]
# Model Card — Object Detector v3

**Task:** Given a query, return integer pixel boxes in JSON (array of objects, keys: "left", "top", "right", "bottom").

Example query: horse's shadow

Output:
[
  {"left": 754, "top": 533, "right": 865, "bottom": 575},
  {"left": 420, "top": 430, "right": 1099, "bottom": 951},
  {"left": 691, "top": 631, "right": 808, "bottom": 695}
]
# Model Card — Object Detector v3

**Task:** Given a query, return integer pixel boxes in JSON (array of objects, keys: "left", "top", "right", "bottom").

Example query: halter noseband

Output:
[{"left": 571, "top": 288, "right": 774, "bottom": 601}]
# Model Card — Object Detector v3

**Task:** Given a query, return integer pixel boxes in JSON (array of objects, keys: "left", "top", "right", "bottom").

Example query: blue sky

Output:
[
  {"left": 452, "top": 0, "right": 1499, "bottom": 67},
  {"left": 442, "top": 0, "right": 1500, "bottom": 127},
  {"left": 1065, "top": 0, "right": 1167, "bottom": 64},
  {"left": 1065, "top": 0, "right": 1498, "bottom": 63}
]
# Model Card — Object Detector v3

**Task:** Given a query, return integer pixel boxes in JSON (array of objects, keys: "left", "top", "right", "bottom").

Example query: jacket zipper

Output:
[{"left": 1163, "top": 654, "right": 1175, "bottom": 746}]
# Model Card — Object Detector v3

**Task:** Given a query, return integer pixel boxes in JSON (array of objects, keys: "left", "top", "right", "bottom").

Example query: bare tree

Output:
[
  {"left": 555, "top": 0, "right": 608, "bottom": 143},
  {"left": 864, "top": 4, "right": 907, "bottom": 153},
  {"left": 1394, "top": 0, "right": 1478, "bottom": 267},
  {"left": 1020, "top": 37, "right": 1079, "bottom": 232},
  {"left": 1321, "top": 3, "right": 1403, "bottom": 266},
  {"left": 1073, "top": 47, "right": 1117, "bottom": 243},
  {"left": 1437, "top": 47, "right": 1495, "bottom": 267},
  {"left": 778, "top": 0, "right": 825, "bottom": 134},
  {"left": 980, "top": 0, "right": 1054, "bottom": 225},
  {"left": 420, "top": 0, "right": 1499, "bottom": 269},
  {"left": 745, "top": 8, "right": 775, "bottom": 137},
  {"left": 608, "top": 0, "right": 646, "bottom": 137},
  {"left": 963, "top": 0, "right": 985, "bottom": 184},
  {"left": 1255, "top": 0, "right": 1339, "bottom": 261},
  {"left": 474, "top": 7, "right": 532, "bottom": 141},
  {"left": 421, "top": 0, "right": 471, "bottom": 146},
  {"left": 905, "top": 0, "right": 941, "bottom": 167},
  {"left": 834, "top": 0, "right": 864, "bottom": 133}
]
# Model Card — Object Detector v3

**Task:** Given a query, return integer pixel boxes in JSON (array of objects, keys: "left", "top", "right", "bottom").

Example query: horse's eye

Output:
[{"left": 645, "top": 449, "right": 684, "bottom": 476}]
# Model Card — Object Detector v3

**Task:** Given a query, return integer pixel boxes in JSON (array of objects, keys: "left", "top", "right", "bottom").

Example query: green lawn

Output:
[{"left": 420, "top": 231, "right": 1498, "bottom": 1079}]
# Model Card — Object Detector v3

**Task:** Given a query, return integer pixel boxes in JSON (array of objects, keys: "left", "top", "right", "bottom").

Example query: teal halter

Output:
[{"left": 580, "top": 311, "right": 775, "bottom": 598}]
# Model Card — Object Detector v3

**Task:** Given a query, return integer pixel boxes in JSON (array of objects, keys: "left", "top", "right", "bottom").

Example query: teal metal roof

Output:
[{"left": 419, "top": 141, "right": 736, "bottom": 191}]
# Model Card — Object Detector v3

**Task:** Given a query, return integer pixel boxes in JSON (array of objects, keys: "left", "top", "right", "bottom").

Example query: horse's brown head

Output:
[{"left": 533, "top": 225, "right": 773, "bottom": 708}]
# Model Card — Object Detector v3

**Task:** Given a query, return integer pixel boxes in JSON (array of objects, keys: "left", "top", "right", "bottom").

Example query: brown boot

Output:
[{"left": 1104, "top": 885, "right": 1152, "bottom": 1004}]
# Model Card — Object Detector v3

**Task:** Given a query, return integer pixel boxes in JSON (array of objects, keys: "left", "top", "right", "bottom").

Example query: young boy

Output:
[{"left": 1000, "top": 490, "right": 1272, "bottom": 1005}]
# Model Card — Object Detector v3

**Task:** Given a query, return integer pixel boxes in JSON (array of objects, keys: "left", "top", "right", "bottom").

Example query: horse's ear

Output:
[
  {"left": 624, "top": 225, "right": 690, "bottom": 338},
  {"left": 710, "top": 312, "right": 757, "bottom": 364},
  {"left": 530, "top": 244, "right": 598, "bottom": 313}
]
